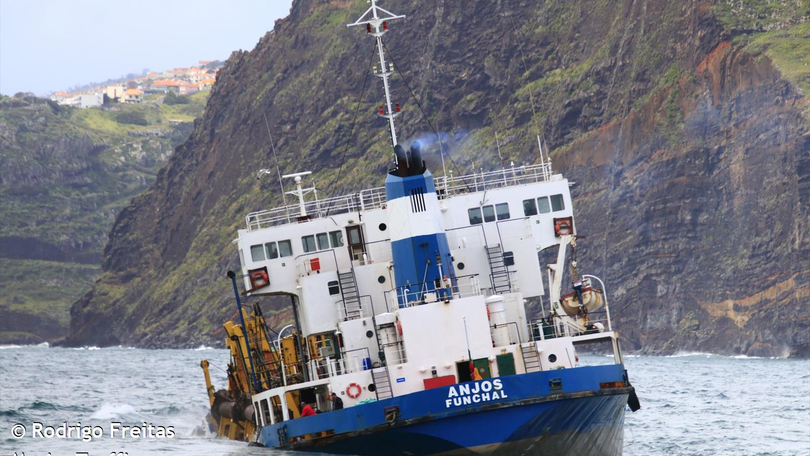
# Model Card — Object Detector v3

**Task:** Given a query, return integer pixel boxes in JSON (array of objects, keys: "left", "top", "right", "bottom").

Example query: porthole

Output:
[
  {"left": 366, "top": 330, "right": 374, "bottom": 338},
  {"left": 368, "top": 383, "right": 377, "bottom": 392},
  {"left": 548, "top": 354, "right": 557, "bottom": 363},
  {"left": 378, "top": 276, "right": 386, "bottom": 284},
  {"left": 379, "top": 223, "right": 387, "bottom": 231},
  {"left": 457, "top": 262, "right": 465, "bottom": 270}
]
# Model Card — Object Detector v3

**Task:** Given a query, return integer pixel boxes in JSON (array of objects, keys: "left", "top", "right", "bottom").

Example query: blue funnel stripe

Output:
[{"left": 386, "top": 170, "right": 436, "bottom": 201}]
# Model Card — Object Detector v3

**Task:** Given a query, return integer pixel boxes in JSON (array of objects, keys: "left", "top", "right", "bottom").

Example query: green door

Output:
[
  {"left": 473, "top": 358, "right": 491, "bottom": 379},
  {"left": 496, "top": 353, "right": 516, "bottom": 376}
]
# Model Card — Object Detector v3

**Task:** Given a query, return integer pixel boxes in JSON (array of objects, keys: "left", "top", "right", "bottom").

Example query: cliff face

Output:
[
  {"left": 0, "top": 95, "right": 201, "bottom": 343},
  {"left": 65, "top": 0, "right": 809, "bottom": 356}
]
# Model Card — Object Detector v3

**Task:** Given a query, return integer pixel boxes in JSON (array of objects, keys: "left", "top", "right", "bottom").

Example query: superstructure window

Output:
[
  {"left": 316, "top": 232, "right": 329, "bottom": 250},
  {"left": 250, "top": 244, "right": 266, "bottom": 262},
  {"left": 483, "top": 205, "right": 496, "bottom": 223},
  {"left": 496, "top": 203, "right": 510, "bottom": 220},
  {"left": 266, "top": 242, "right": 279, "bottom": 260},
  {"left": 278, "top": 240, "right": 293, "bottom": 257},
  {"left": 537, "top": 197, "right": 551, "bottom": 214},
  {"left": 550, "top": 194, "right": 565, "bottom": 212},
  {"left": 328, "top": 280, "right": 340, "bottom": 295},
  {"left": 302, "top": 235, "right": 317, "bottom": 253},
  {"left": 468, "top": 208, "right": 483, "bottom": 225},
  {"left": 329, "top": 231, "right": 344, "bottom": 247},
  {"left": 523, "top": 199, "right": 537, "bottom": 216}
]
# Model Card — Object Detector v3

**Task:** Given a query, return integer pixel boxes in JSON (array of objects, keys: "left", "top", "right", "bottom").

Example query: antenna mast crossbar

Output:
[{"left": 348, "top": 0, "right": 405, "bottom": 146}]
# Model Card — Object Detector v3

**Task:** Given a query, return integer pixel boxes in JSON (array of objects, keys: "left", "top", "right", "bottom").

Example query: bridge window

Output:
[
  {"left": 468, "top": 207, "right": 483, "bottom": 225},
  {"left": 250, "top": 244, "right": 266, "bottom": 262},
  {"left": 550, "top": 194, "right": 565, "bottom": 212},
  {"left": 302, "top": 235, "right": 317, "bottom": 253},
  {"left": 496, "top": 203, "right": 510, "bottom": 220},
  {"left": 523, "top": 199, "right": 537, "bottom": 216},
  {"left": 328, "top": 280, "right": 340, "bottom": 295},
  {"left": 482, "top": 205, "right": 496, "bottom": 222},
  {"left": 329, "top": 231, "right": 344, "bottom": 247},
  {"left": 537, "top": 196, "right": 551, "bottom": 214},
  {"left": 266, "top": 242, "right": 279, "bottom": 260},
  {"left": 316, "top": 232, "right": 330, "bottom": 250},
  {"left": 278, "top": 240, "right": 293, "bottom": 257}
]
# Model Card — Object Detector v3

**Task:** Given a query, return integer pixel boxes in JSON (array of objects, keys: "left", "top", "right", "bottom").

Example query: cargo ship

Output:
[{"left": 201, "top": 1, "right": 640, "bottom": 454}]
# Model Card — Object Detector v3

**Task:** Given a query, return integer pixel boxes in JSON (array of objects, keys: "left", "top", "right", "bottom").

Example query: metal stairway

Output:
[
  {"left": 372, "top": 368, "right": 393, "bottom": 400},
  {"left": 486, "top": 244, "right": 512, "bottom": 294},
  {"left": 338, "top": 270, "right": 362, "bottom": 320},
  {"left": 521, "top": 343, "right": 541, "bottom": 373}
]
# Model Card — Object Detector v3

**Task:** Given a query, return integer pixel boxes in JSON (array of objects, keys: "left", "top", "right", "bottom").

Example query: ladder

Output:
[
  {"left": 521, "top": 342, "right": 541, "bottom": 373},
  {"left": 486, "top": 244, "right": 512, "bottom": 294},
  {"left": 372, "top": 368, "right": 394, "bottom": 400},
  {"left": 338, "top": 270, "right": 362, "bottom": 320}
]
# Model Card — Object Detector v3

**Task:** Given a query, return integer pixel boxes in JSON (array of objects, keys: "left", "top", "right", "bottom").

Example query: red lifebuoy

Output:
[
  {"left": 346, "top": 383, "right": 362, "bottom": 398},
  {"left": 554, "top": 217, "right": 573, "bottom": 237},
  {"left": 396, "top": 320, "right": 403, "bottom": 336}
]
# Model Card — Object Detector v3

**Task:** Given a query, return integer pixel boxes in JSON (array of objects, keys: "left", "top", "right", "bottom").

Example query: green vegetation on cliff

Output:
[{"left": 0, "top": 92, "right": 208, "bottom": 343}]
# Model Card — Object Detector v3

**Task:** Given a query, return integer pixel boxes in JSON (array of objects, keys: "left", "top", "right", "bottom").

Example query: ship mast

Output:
[{"left": 348, "top": 0, "right": 406, "bottom": 146}]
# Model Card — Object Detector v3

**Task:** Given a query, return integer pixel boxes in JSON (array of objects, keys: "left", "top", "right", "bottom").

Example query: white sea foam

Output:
[
  {"left": 666, "top": 351, "right": 714, "bottom": 358},
  {"left": 0, "top": 342, "right": 49, "bottom": 349},
  {"left": 91, "top": 403, "right": 138, "bottom": 420},
  {"left": 194, "top": 345, "right": 215, "bottom": 351}
]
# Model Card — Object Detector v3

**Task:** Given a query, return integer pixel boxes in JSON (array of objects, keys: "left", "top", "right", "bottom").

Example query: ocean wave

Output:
[
  {"left": 665, "top": 352, "right": 714, "bottom": 358},
  {"left": 194, "top": 345, "right": 216, "bottom": 351},
  {"left": 0, "top": 342, "right": 49, "bottom": 349},
  {"left": 91, "top": 403, "right": 138, "bottom": 420},
  {"left": 0, "top": 409, "right": 25, "bottom": 419},
  {"left": 28, "top": 400, "right": 59, "bottom": 410}
]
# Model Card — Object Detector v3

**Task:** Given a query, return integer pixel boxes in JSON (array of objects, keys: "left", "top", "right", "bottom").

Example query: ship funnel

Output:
[
  {"left": 394, "top": 144, "right": 408, "bottom": 176},
  {"left": 410, "top": 141, "right": 424, "bottom": 174}
]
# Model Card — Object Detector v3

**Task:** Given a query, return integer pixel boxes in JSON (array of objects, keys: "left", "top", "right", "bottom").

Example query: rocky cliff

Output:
[
  {"left": 0, "top": 94, "right": 204, "bottom": 343},
  {"left": 64, "top": 0, "right": 809, "bottom": 356}
]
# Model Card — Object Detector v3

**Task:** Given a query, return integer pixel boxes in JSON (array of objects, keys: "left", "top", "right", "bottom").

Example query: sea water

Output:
[{"left": 1, "top": 345, "right": 807, "bottom": 456}]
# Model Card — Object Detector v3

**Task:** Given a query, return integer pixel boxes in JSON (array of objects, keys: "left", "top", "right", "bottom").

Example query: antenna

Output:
[
  {"left": 283, "top": 172, "right": 315, "bottom": 217},
  {"left": 261, "top": 111, "right": 287, "bottom": 209},
  {"left": 348, "top": 0, "right": 406, "bottom": 146}
]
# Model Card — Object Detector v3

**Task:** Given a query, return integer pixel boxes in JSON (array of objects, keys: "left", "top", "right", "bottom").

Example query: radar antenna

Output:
[{"left": 348, "top": 0, "right": 406, "bottom": 146}]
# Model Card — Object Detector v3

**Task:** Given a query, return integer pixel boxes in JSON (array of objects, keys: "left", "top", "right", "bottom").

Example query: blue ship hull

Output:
[{"left": 258, "top": 364, "right": 631, "bottom": 455}]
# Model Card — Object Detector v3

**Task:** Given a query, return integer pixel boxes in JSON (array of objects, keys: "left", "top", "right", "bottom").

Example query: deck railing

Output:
[
  {"left": 384, "top": 274, "right": 482, "bottom": 310},
  {"left": 245, "top": 187, "right": 387, "bottom": 231},
  {"left": 435, "top": 162, "right": 553, "bottom": 198},
  {"left": 244, "top": 163, "right": 555, "bottom": 231}
]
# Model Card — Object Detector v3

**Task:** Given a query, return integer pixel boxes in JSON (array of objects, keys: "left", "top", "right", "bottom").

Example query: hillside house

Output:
[
  {"left": 151, "top": 79, "right": 182, "bottom": 93},
  {"left": 79, "top": 93, "right": 103, "bottom": 108},
  {"left": 179, "top": 83, "right": 199, "bottom": 95},
  {"left": 106, "top": 85, "right": 126, "bottom": 100},
  {"left": 123, "top": 88, "right": 143, "bottom": 104},
  {"left": 198, "top": 78, "right": 216, "bottom": 91}
]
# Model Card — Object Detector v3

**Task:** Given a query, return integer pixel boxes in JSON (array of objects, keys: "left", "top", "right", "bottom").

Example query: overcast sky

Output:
[{"left": 0, "top": 0, "right": 294, "bottom": 96}]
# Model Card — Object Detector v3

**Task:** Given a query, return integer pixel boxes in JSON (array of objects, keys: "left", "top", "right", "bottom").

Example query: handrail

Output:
[
  {"left": 435, "top": 162, "right": 554, "bottom": 198},
  {"left": 246, "top": 187, "right": 387, "bottom": 231},
  {"left": 244, "top": 163, "right": 557, "bottom": 232},
  {"left": 295, "top": 249, "right": 339, "bottom": 276},
  {"left": 385, "top": 274, "right": 482, "bottom": 309}
]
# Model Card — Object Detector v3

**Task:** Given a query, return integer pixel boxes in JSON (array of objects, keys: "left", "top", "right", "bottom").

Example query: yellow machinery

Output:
[{"left": 200, "top": 306, "right": 305, "bottom": 441}]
